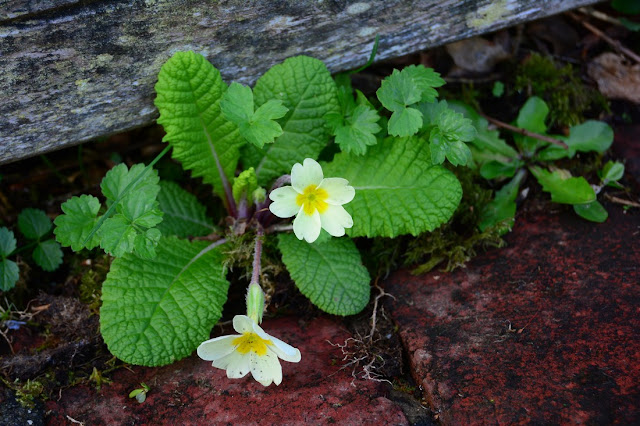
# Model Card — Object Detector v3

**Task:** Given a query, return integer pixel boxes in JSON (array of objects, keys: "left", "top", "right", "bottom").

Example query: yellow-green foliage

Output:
[{"left": 515, "top": 53, "right": 608, "bottom": 127}]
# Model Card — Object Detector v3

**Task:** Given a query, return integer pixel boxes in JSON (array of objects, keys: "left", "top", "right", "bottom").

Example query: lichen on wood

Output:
[{"left": 0, "top": 0, "right": 599, "bottom": 164}]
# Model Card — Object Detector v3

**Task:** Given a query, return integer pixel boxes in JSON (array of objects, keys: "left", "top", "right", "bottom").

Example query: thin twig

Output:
[
  {"left": 251, "top": 227, "right": 264, "bottom": 285},
  {"left": 578, "top": 7, "right": 624, "bottom": 27},
  {"left": 265, "top": 223, "right": 293, "bottom": 234},
  {"left": 568, "top": 11, "right": 640, "bottom": 64},
  {"left": 479, "top": 112, "right": 569, "bottom": 149},
  {"left": 604, "top": 194, "right": 640, "bottom": 208}
]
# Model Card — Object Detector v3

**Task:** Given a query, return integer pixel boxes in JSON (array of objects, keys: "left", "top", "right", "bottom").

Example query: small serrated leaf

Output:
[
  {"left": 18, "top": 208, "right": 52, "bottom": 240},
  {"left": 100, "top": 237, "right": 229, "bottom": 366},
  {"left": 157, "top": 181, "right": 215, "bottom": 238},
  {"left": 324, "top": 136, "right": 462, "bottom": 238},
  {"left": 278, "top": 234, "right": 370, "bottom": 315},
  {"left": 33, "top": 239, "right": 63, "bottom": 271},
  {"left": 0, "top": 258, "right": 19, "bottom": 292},
  {"left": 0, "top": 227, "right": 17, "bottom": 257},
  {"left": 329, "top": 104, "right": 381, "bottom": 155},
  {"left": 377, "top": 69, "right": 423, "bottom": 137},
  {"left": 221, "top": 82, "right": 288, "bottom": 148},
  {"left": 478, "top": 170, "right": 526, "bottom": 232},
  {"left": 54, "top": 195, "right": 101, "bottom": 251}
]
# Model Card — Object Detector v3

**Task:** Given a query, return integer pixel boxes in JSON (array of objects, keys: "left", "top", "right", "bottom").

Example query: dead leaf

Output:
[{"left": 588, "top": 52, "right": 640, "bottom": 103}]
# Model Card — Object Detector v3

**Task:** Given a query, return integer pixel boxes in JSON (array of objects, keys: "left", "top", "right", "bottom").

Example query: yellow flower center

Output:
[
  {"left": 232, "top": 332, "right": 272, "bottom": 356},
  {"left": 296, "top": 185, "right": 329, "bottom": 215}
]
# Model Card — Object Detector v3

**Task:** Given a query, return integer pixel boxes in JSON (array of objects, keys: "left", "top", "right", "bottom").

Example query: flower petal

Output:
[
  {"left": 291, "top": 158, "right": 323, "bottom": 193},
  {"left": 319, "top": 204, "right": 353, "bottom": 237},
  {"left": 269, "top": 338, "right": 302, "bottom": 363},
  {"left": 318, "top": 178, "right": 355, "bottom": 205},
  {"left": 233, "top": 315, "right": 254, "bottom": 334},
  {"left": 269, "top": 186, "right": 300, "bottom": 218},
  {"left": 197, "top": 335, "right": 239, "bottom": 361},
  {"left": 213, "top": 351, "right": 251, "bottom": 379},
  {"left": 251, "top": 323, "right": 301, "bottom": 363},
  {"left": 250, "top": 351, "right": 282, "bottom": 386},
  {"left": 293, "top": 208, "right": 321, "bottom": 243}
]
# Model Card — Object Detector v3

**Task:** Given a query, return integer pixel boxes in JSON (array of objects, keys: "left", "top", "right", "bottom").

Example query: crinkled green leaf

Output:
[
  {"left": 529, "top": 166, "right": 596, "bottom": 205},
  {"left": 100, "top": 237, "right": 229, "bottom": 366},
  {"left": 278, "top": 234, "right": 370, "bottom": 315},
  {"left": 574, "top": 201, "right": 608, "bottom": 223},
  {"left": 242, "top": 56, "right": 339, "bottom": 185},
  {"left": 18, "top": 208, "right": 51, "bottom": 240},
  {"left": 156, "top": 181, "right": 215, "bottom": 238},
  {"left": 0, "top": 227, "right": 17, "bottom": 257},
  {"left": 0, "top": 258, "right": 19, "bottom": 292},
  {"left": 33, "top": 239, "right": 63, "bottom": 272},
  {"left": 155, "top": 51, "right": 244, "bottom": 200},
  {"left": 232, "top": 168, "right": 258, "bottom": 205},
  {"left": 324, "top": 136, "right": 462, "bottom": 238},
  {"left": 478, "top": 170, "right": 526, "bottom": 232},
  {"left": 54, "top": 195, "right": 101, "bottom": 251},
  {"left": 327, "top": 104, "right": 381, "bottom": 155},
  {"left": 221, "top": 82, "right": 288, "bottom": 148}
]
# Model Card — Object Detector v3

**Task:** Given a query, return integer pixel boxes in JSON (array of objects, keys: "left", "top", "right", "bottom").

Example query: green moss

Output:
[
  {"left": 515, "top": 53, "right": 609, "bottom": 127},
  {"left": 13, "top": 379, "right": 44, "bottom": 408}
]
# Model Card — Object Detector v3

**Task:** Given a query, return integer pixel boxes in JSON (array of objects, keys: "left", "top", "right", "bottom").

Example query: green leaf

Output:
[
  {"left": 377, "top": 69, "right": 423, "bottom": 137},
  {"left": 0, "top": 227, "right": 17, "bottom": 257},
  {"left": 529, "top": 166, "right": 596, "bottom": 205},
  {"left": 428, "top": 106, "right": 476, "bottom": 166},
  {"left": 492, "top": 81, "right": 504, "bottom": 97},
  {"left": 54, "top": 195, "right": 101, "bottom": 251},
  {"left": 242, "top": 56, "right": 339, "bottom": 186},
  {"left": 33, "top": 239, "right": 63, "bottom": 272},
  {"left": 538, "top": 121, "right": 613, "bottom": 160},
  {"left": 448, "top": 101, "right": 518, "bottom": 160},
  {"left": 96, "top": 164, "right": 163, "bottom": 258},
  {"left": 278, "top": 234, "right": 370, "bottom": 315},
  {"left": 157, "top": 181, "right": 215, "bottom": 238},
  {"left": 0, "top": 258, "right": 19, "bottom": 292},
  {"left": 403, "top": 65, "right": 445, "bottom": 103},
  {"left": 480, "top": 160, "right": 522, "bottom": 179},
  {"left": 620, "top": 17, "right": 640, "bottom": 32},
  {"left": 232, "top": 168, "right": 258, "bottom": 205},
  {"left": 155, "top": 51, "right": 244, "bottom": 200},
  {"left": 573, "top": 201, "right": 608, "bottom": 223},
  {"left": 100, "top": 237, "right": 229, "bottom": 366},
  {"left": 601, "top": 161, "right": 625, "bottom": 185},
  {"left": 478, "top": 170, "right": 526, "bottom": 232},
  {"left": 18, "top": 208, "right": 51, "bottom": 240},
  {"left": 515, "top": 97, "right": 549, "bottom": 154},
  {"left": 221, "top": 82, "right": 288, "bottom": 148},
  {"left": 327, "top": 104, "right": 381, "bottom": 155},
  {"left": 612, "top": 0, "right": 640, "bottom": 14},
  {"left": 324, "top": 136, "right": 462, "bottom": 238}
]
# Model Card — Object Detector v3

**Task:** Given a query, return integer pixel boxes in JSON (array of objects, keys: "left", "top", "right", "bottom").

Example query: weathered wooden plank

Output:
[{"left": 0, "top": 0, "right": 599, "bottom": 164}]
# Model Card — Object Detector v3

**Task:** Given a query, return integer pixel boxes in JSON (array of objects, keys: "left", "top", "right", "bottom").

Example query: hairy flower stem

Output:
[
  {"left": 250, "top": 226, "right": 264, "bottom": 286},
  {"left": 246, "top": 226, "right": 266, "bottom": 323}
]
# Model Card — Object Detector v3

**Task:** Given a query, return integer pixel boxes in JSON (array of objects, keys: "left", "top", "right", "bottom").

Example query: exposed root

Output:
[{"left": 328, "top": 281, "right": 397, "bottom": 386}]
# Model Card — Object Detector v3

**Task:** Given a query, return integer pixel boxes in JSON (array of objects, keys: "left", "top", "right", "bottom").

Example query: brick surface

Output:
[
  {"left": 386, "top": 205, "right": 640, "bottom": 424},
  {"left": 45, "top": 317, "right": 408, "bottom": 425}
]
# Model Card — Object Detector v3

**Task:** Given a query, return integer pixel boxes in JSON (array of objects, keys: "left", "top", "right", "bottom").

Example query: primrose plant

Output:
[{"left": 53, "top": 50, "right": 469, "bottom": 385}]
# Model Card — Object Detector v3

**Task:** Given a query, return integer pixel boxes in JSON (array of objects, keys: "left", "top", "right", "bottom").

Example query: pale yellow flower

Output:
[{"left": 269, "top": 158, "right": 355, "bottom": 243}]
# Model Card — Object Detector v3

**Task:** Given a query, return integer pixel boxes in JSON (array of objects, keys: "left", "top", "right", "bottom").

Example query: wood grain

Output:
[{"left": 0, "top": 0, "right": 599, "bottom": 164}]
